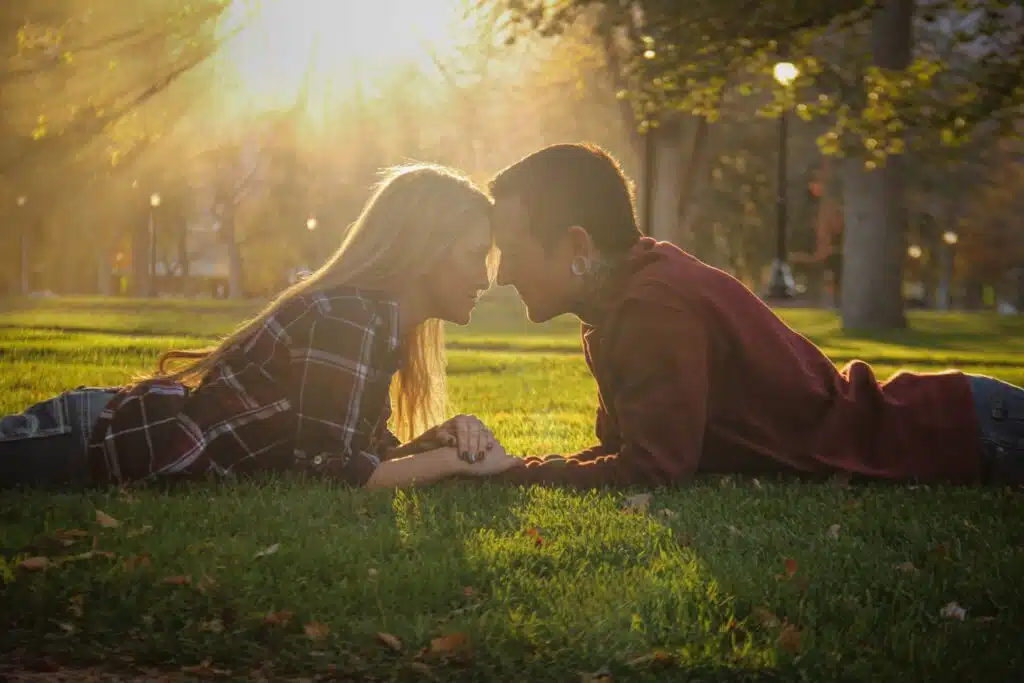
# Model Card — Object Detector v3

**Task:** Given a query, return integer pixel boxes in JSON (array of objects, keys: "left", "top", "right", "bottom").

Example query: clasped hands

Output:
[{"left": 397, "top": 414, "right": 523, "bottom": 476}]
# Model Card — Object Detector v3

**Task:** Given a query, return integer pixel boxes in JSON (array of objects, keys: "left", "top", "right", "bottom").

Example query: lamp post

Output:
[
  {"left": 765, "top": 60, "right": 800, "bottom": 300},
  {"left": 15, "top": 195, "right": 28, "bottom": 294},
  {"left": 148, "top": 192, "right": 161, "bottom": 298},
  {"left": 938, "top": 230, "right": 958, "bottom": 310}
]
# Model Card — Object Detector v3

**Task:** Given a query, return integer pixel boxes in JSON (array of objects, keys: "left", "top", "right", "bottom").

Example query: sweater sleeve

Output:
[{"left": 498, "top": 301, "right": 710, "bottom": 487}]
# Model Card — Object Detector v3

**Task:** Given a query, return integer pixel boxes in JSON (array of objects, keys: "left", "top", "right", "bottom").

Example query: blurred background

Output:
[{"left": 0, "top": 0, "right": 1021, "bottom": 332}]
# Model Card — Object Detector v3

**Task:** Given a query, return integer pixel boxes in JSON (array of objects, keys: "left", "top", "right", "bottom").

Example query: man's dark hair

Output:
[{"left": 488, "top": 143, "right": 643, "bottom": 254}]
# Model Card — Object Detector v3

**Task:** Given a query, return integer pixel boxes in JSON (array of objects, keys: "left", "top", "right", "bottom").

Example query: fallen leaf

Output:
[
  {"left": 626, "top": 651, "right": 674, "bottom": 667},
  {"left": 304, "top": 621, "right": 329, "bottom": 639},
  {"left": 55, "top": 621, "right": 76, "bottom": 634},
  {"left": 200, "top": 618, "right": 224, "bottom": 633},
  {"left": 123, "top": 554, "right": 151, "bottom": 571},
  {"left": 367, "top": 567, "right": 379, "bottom": 577},
  {"left": 940, "top": 601, "right": 967, "bottom": 620},
  {"left": 782, "top": 558, "right": 798, "bottom": 579},
  {"left": 254, "top": 543, "right": 280, "bottom": 558},
  {"left": 68, "top": 595, "right": 85, "bottom": 617},
  {"left": 95, "top": 509, "right": 120, "bottom": 528},
  {"left": 181, "top": 659, "right": 231, "bottom": 678},
  {"left": 751, "top": 478, "right": 763, "bottom": 489},
  {"left": 752, "top": 606, "right": 781, "bottom": 629},
  {"left": 658, "top": 508, "right": 678, "bottom": 519},
  {"left": 826, "top": 524, "right": 841, "bottom": 540},
  {"left": 118, "top": 488, "right": 139, "bottom": 503},
  {"left": 726, "top": 525, "right": 743, "bottom": 536},
  {"left": 580, "top": 666, "right": 613, "bottom": 682},
  {"left": 429, "top": 632, "right": 468, "bottom": 654},
  {"left": 18, "top": 556, "right": 51, "bottom": 571},
  {"left": 894, "top": 561, "right": 920, "bottom": 573},
  {"left": 777, "top": 624, "right": 802, "bottom": 653},
  {"left": 66, "top": 550, "right": 116, "bottom": 562},
  {"left": 376, "top": 631, "right": 402, "bottom": 651},
  {"left": 408, "top": 662, "right": 432, "bottom": 674},
  {"left": 161, "top": 575, "right": 192, "bottom": 585},
  {"left": 931, "top": 543, "right": 951, "bottom": 562},
  {"left": 127, "top": 525, "right": 153, "bottom": 538},
  {"left": 56, "top": 528, "right": 90, "bottom": 539},
  {"left": 621, "top": 493, "right": 652, "bottom": 514},
  {"left": 198, "top": 574, "right": 217, "bottom": 593},
  {"left": 463, "top": 586, "right": 474, "bottom": 597},
  {"left": 263, "top": 610, "right": 293, "bottom": 626}
]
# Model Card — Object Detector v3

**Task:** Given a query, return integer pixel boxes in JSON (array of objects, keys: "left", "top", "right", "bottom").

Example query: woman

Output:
[{"left": 0, "top": 163, "right": 523, "bottom": 491}]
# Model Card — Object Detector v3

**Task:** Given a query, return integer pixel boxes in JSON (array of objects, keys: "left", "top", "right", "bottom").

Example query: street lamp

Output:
[
  {"left": 306, "top": 217, "right": 318, "bottom": 231},
  {"left": 907, "top": 244, "right": 922, "bottom": 259},
  {"left": 16, "top": 196, "right": 28, "bottom": 294},
  {"left": 148, "top": 192, "right": 161, "bottom": 298},
  {"left": 938, "top": 230, "right": 958, "bottom": 310},
  {"left": 765, "top": 59, "right": 801, "bottom": 300}
]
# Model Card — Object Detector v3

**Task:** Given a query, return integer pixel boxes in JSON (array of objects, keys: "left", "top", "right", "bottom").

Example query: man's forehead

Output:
[{"left": 491, "top": 195, "right": 527, "bottom": 235}]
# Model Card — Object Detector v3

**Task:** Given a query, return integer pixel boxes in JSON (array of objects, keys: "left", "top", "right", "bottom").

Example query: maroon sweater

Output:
[{"left": 501, "top": 237, "right": 983, "bottom": 487}]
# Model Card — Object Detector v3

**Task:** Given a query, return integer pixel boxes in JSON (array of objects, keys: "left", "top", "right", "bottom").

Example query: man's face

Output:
[{"left": 491, "top": 195, "right": 573, "bottom": 323}]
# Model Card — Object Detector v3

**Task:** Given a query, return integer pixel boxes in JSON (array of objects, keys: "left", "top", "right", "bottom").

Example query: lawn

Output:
[{"left": 1, "top": 292, "right": 1023, "bottom": 682}]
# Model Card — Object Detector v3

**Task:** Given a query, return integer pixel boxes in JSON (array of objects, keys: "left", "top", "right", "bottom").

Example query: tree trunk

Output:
[
  {"left": 839, "top": 0, "right": 914, "bottom": 330},
  {"left": 676, "top": 116, "right": 713, "bottom": 247},
  {"left": 648, "top": 120, "right": 685, "bottom": 242},
  {"left": 95, "top": 246, "right": 112, "bottom": 296},
  {"left": 19, "top": 224, "right": 30, "bottom": 295},
  {"left": 131, "top": 215, "right": 150, "bottom": 297},
  {"left": 222, "top": 210, "right": 244, "bottom": 300}
]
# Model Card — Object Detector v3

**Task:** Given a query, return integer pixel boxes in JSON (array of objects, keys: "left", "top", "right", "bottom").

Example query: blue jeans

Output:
[
  {"left": 0, "top": 387, "right": 119, "bottom": 490},
  {"left": 968, "top": 374, "right": 1024, "bottom": 485}
]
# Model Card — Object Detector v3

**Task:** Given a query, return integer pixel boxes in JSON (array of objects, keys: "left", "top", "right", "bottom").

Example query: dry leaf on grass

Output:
[
  {"left": 376, "top": 631, "right": 402, "bottom": 651},
  {"left": 123, "top": 554, "right": 151, "bottom": 571},
  {"left": 161, "top": 575, "right": 192, "bottom": 586},
  {"left": 18, "top": 556, "right": 51, "bottom": 571},
  {"left": 408, "top": 662, "right": 432, "bottom": 674},
  {"left": 751, "top": 606, "right": 781, "bottom": 629},
  {"left": 304, "top": 621, "right": 329, "bottom": 640},
  {"left": 777, "top": 624, "right": 802, "bottom": 653},
  {"left": 200, "top": 619, "right": 225, "bottom": 633},
  {"left": 95, "top": 510, "right": 120, "bottom": 528},
  {"left": 126, "top": 525, "right": 153, "bottom": 538},
  {"left": 658, "top": 508, "right": 678, "bottom": 519},
  {"left": 68, "top": 595, "right": 85, "bottom": 617},
  {"left": 429, "top": 632, "right": 468, "bottom": 654},
  {"left": 181, "top": 659, "right": 231, "bottom": 678},
  {"left": 198, "top": 574, "right": 217, "bottom": 593},
  {"left": 826, "top": 524, "right": 841, "bottom": 540},
  {"left": 894, "top": 561, "right": 920, "bottom": 573},
  {"left": 776, "top": 558, "right": 798, "bottom": 580},
  {"left": 940, "top": 601, "right": 967, "bottom": 620},
  {"left": 580, "top": 666, "right": 614, "bottom": 682},
  {"left": 253, "top": 543, "right": 280, "bottom": 559},
  {"left": 463, "top": 586, "right": 474, "bottom": 597},
  {"left": 626, "top": 651, "right": 674, "bottom": 667},
  {"left": 525, "top": 527, "right": 544, "bottom": 547},
  {"left": 620, "top": 493, "right": 652, "bottom": 514},
  {"left": 263, "top": 610, "right": 294, "bottom": 626}
]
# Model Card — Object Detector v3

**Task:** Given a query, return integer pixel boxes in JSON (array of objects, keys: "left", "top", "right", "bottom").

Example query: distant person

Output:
[
  {"left": 0, "top": 164, "right": 522, "bottom": 491},
  {"left": 485, "top": 143, "right": 1023, "bottom": 488}
]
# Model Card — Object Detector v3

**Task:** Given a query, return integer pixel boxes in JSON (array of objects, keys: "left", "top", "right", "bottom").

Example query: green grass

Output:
[{"left": 1, "top": 295, "right": 1023, "bottom": 682}]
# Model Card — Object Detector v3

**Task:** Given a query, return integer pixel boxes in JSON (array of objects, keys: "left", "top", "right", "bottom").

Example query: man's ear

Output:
[{"left": 565, "top": 225, "right": 595, "bottom": 258}]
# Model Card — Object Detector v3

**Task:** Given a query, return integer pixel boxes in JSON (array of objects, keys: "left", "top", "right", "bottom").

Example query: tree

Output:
[{"left": 490, "top": 0, "right": 1024, "bottom": 330}]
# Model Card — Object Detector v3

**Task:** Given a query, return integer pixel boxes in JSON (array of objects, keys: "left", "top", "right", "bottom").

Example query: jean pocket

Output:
[{"left": 0, "top": 394, "right": 72, "bottom": 442}]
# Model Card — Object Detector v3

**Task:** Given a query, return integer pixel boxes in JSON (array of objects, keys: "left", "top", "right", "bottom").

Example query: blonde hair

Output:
[{"left": 153, "top": 163, "right": 493, "bottom": 441}]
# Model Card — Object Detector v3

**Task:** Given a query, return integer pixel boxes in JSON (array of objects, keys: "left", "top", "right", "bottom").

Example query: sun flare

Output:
[{"left": 216, "top": 0, "right": 469, "bottom": 117}]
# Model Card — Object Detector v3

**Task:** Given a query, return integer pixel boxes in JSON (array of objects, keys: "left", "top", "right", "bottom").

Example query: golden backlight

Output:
[{"left": 216, "top": 0, "right": 468, "bottom": 115}]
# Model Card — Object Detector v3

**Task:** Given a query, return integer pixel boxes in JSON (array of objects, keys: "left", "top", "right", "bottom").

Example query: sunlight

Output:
[{"left": 215, "top": 0, "right": 469, "bottom": 118}]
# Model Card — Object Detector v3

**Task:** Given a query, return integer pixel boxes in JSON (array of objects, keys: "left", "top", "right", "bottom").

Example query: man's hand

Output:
[{"left": 388, "top": 414, "right": 499, "bottom": 461}]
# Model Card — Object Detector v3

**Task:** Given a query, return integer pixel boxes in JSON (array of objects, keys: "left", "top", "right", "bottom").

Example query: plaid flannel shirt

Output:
[{"left": 86, "top": 287, "right": 402, "bottom": 488}]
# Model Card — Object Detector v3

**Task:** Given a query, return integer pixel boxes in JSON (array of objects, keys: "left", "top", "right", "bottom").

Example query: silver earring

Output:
[{"left": 571, "top": 256, "right": 590, "bottom": 277}]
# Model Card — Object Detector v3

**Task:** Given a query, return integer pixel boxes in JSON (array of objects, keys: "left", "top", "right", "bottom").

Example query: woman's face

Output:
[{"left": 421, "top": 215, "right": 494, "bottom": 326}]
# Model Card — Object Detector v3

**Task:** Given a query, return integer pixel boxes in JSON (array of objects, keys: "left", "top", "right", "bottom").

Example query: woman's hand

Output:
[
  {"left": 398, "top": 414, "right": 497, "bottom": 462},
  {"left": 455, "top": 442, "right": 525, "bottom": 477}
]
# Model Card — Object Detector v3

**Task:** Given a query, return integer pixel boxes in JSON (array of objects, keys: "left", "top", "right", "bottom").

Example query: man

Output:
[{"left": 487, "top": 142, "right": 1023, "bottom": 487}]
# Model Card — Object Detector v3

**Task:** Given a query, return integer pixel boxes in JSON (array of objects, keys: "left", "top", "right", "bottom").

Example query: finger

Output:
[{"left": 456, "top": 416, "right": 472, "bottom": 461}]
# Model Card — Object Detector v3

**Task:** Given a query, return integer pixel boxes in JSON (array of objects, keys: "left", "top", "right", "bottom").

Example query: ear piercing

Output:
[{"left": 571, "top": 256, "right": 590, "bottom": 277}]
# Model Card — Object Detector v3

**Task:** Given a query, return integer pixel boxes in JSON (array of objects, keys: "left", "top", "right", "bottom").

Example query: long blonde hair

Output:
[{"left": 153, "top": 163, "right": 493, "bottom": 441}]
